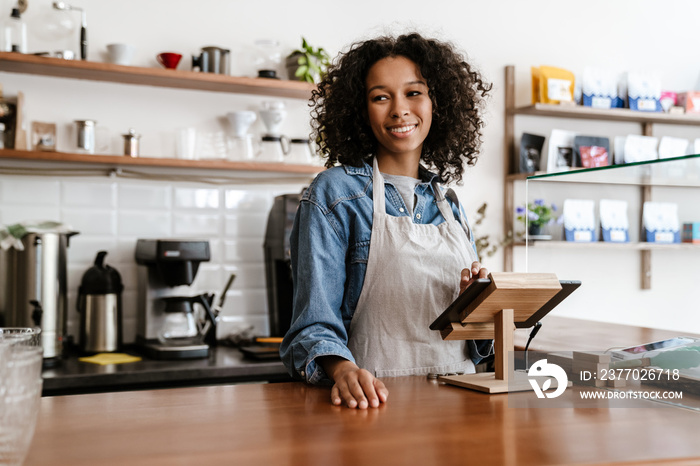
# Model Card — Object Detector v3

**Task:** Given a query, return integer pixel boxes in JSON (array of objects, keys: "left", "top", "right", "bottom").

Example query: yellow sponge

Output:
[{"left": 79, "top": 353, "right": 142, "bottom": 365}]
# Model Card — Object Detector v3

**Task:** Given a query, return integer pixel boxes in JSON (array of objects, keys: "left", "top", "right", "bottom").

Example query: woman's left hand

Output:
[{"left": 459, "top": 261, "right": 489, "bottom": 294}]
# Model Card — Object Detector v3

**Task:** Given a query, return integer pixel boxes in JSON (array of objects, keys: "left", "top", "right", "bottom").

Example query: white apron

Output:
[{"left": 347, "top": 158, "right": 478, "bottom": 377}]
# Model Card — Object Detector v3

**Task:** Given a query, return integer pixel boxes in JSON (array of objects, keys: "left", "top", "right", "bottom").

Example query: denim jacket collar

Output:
[{"left": 342, "top": 158, "right": 440, "bottom": 184}]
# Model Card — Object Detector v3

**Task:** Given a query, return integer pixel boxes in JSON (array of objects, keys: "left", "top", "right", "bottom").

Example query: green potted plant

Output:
[
  {"left": 286, "top": 37, "right": 331, "bottom": 84},
  {"left": 516, "top": 199, "right": 558, "bottom": 236}
]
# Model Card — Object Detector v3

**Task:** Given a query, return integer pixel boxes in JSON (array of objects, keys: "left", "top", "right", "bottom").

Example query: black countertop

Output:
[{"left": 42, "top": 345, "right": 291, "bottom": 396}]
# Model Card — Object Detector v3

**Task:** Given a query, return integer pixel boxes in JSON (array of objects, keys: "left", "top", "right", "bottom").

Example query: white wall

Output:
[{"left": 1, "top": 0, "right": 699, "bottom": 337}]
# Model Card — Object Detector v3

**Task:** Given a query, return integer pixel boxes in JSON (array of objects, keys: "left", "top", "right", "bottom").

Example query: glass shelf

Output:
[{"left": 526, "top": 154, "right": 700, "bottom": 188}]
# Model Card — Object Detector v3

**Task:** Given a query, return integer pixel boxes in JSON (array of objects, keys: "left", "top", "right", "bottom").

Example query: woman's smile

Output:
[{"left": 387, "top": 124, "right": 418, "bottom": 136}]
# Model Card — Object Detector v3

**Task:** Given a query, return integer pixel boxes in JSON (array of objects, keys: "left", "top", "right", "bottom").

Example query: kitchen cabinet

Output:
[
  {"left": 0, "top": 51, "right": 321, "bottom": 175},
  {"left": 503, "top": 65, "right": 700, "bottom": 288}
]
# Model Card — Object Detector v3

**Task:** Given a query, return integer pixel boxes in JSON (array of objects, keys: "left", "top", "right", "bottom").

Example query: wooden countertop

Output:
[
  {"left": 25, "top": 375, "right": 700, "bottom": 465},
  {"left": 25, "top": 317, "right": 700, "bottom": 464}
]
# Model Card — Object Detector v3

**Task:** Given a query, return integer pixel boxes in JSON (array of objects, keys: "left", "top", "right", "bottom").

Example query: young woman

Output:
[{"left": 280, "top": 32, "right": 492, "bottom": 409}]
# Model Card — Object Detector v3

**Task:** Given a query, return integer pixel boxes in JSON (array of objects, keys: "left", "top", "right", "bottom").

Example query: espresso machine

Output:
[
  {"left": 135, "top": 239, "right": 218, "bottom": 359},
  {"left": 264, "top": 193, "right": 302, "bottom": 337}
]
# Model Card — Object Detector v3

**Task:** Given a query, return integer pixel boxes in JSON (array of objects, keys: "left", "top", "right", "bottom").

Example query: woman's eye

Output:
[
  {"left": 371, "top": 95, "right": 388, "bottom": 102},
  {"left": 407, "top": 91, "right": 422, "bottom": 97}
]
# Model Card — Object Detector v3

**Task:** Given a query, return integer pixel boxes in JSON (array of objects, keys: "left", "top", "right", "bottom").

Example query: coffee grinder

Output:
[
  {"left": 264, "top": 193, "right": 301, "bottom": 337},
  {"left": 135, "top": 239, "right": 217, "bottom": 359}
]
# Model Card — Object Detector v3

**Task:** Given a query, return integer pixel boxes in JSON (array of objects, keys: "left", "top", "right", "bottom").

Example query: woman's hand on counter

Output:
[
  {"left": 460, "top": 261, "right": 488, "bottom": 294},
  {"left": 319, "top": 356, "right": 388, "bottom": 409}
]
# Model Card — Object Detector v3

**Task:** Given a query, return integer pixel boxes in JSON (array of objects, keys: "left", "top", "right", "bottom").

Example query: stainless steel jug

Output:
[
  {"left": 0, "top": 231, "right": 78, "bottom": 360},
  {"left": 197, "top": 46, "right": 230, "bottom": 74},
  {"left": 77, "top": 250, "right": 123, "bottom": 353}
]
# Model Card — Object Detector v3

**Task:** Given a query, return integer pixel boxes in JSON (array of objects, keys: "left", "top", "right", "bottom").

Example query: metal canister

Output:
[
  {"left": 122, "top": 128, "right": 140, "bottom": 157},
  {"left": 74, "top": 119, "right": 96, "bottom": 153}
]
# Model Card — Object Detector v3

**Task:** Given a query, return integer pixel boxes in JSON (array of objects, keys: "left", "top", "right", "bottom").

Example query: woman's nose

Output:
[{"left": 391, "top": 96, "right": 410, "bottom": 118}]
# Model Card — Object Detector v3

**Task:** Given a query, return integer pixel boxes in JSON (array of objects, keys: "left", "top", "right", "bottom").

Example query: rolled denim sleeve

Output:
[{"left": 280, "top": 196, "right": 355, "bottom": 385}]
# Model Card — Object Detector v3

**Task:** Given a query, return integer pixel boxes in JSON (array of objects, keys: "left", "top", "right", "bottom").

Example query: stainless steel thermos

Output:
[
  {"left": 0, "top": 230, "right": 78, "bottom": 360},
  {"left": 192, "top": 46, "right": 230, "bottom": 74},
  {"left": 122, "top": 128, "right": 140, "bottom": 157},
  {"left": 77, "top": 251, "right": 123, "bottom": 353}
]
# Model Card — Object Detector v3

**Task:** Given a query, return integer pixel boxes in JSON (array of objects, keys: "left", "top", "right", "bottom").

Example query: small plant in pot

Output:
[
  {"left": 286, "top": 37, "right": 331, "bottom": 84},
  {"left": 516, "top": 199, "right": 559, "bottom": 237}
]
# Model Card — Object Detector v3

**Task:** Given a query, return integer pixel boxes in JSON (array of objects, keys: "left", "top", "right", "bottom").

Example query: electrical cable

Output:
[{"left": 524, "top": 321, "right": 542, "bottom": 370}]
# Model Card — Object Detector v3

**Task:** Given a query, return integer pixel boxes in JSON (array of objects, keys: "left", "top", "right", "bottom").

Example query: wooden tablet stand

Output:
[{"left": 437, "top": 272, "right": 563, "bottom": 394}]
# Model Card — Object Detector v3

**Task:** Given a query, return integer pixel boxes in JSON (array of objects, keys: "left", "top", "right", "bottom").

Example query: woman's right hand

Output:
[{"left": 319, "top": 356, "right": 388, "bottom": 408}]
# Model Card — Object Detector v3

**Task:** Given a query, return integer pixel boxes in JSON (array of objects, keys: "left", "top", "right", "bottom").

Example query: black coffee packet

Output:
[{"left": 519, "top": 133, "right": 546, "bottom": 173}]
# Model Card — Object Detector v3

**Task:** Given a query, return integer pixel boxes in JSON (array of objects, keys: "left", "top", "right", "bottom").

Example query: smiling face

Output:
[{"left": 365, "top": 55, "right": 433, "bottom": 169}]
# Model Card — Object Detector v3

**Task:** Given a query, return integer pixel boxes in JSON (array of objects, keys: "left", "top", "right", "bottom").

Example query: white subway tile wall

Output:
[
  {"left": 0, "top": 175, "right": 307, "bottom": 343},
  {"left": 62, "top": 209, "right": 117, "bottom": 236},
  {"left": 1, "top": 178, "right": 61, "bottom": 205},
  {"left": 62, "top": 182, "right": 117, "bottom": 208}
]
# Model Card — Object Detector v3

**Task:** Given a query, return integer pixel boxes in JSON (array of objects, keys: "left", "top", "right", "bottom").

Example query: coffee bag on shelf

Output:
[
  {"left": 531, "top": 66, "right": 575, "bottom": 104},
  {"left": 573, "top": 135, "right": 610, "bottom": 168},
  {"left": 627, "top": 72, "right": 662, "bottom": 112},
  {"left": 600, "top": 199, "right": 629, "bottom": 243},
  {"left": 643, "top": 202, "right": 680, "bottom": 243},
  {"left": 582, "top": 67, "right": 623, "bottom": 109},
  {"left": 563, "top": 199, "right": 596, "bottom": 242}
]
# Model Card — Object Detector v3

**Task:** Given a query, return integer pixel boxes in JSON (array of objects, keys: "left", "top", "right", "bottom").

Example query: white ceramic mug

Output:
[{"left": 106, "top": 43, "right": 135, "bottom": 66}]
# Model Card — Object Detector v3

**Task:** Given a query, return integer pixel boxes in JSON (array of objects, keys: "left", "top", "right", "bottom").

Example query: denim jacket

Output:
[{"left": 280, "top": 160, "right": 494, "bottom": 385}]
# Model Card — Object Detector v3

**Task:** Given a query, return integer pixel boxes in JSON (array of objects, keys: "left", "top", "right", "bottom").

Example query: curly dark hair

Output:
[{"left": 310, "top": 32, "right": 491, "bottom": 184}]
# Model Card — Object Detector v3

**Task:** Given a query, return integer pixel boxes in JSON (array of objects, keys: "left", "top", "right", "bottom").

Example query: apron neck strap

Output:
[
  {"left": 432, "top": 179, "right": 445, "bottom": 202},
  {"left": 373, "top": 157, "right": 453, "bottom": 221},
  {"left": 372, "top": 157, "right": 386, "bottom": 213},
  {"left": 431, "top": 179, "right": 454, "bottom": 221}
]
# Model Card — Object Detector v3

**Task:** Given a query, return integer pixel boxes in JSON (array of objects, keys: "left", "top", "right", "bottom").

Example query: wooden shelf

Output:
[
  {"left": 511, "top": 103, "right": 700, "bottom": 126},
  {"left": 0, "top": 149, "right": 323, "bottom": 175},
  {"left": 0, "top": 52, "right": 315, "bottom": 99},
  {"left": 514, "top": 240, "right": 700, "bottom": 251}
]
